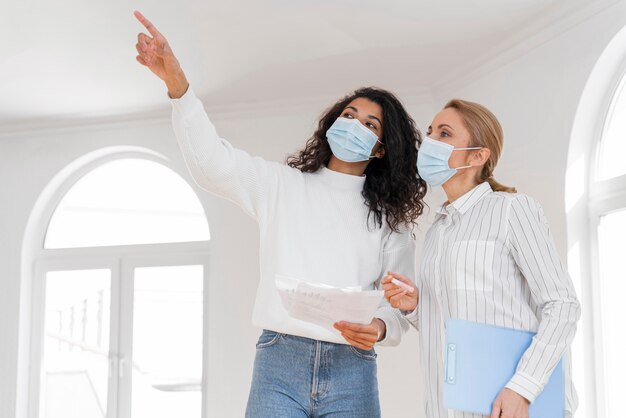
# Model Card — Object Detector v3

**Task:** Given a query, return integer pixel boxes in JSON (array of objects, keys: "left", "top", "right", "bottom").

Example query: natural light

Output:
[
  {"left": 41, "top": 269, "right": 111, "bottom": 418},
  {"left": 131, "top": 265, "right": 203, "bottom": 418},
  {"left": 598, "top": 209, "right": 626, "bottom": 418},
  {"left": 44, "top": 159, "right": 210, "bottom": 249},
  {"left": 36, "top": 157, "right": 209, "bottom": 418}
]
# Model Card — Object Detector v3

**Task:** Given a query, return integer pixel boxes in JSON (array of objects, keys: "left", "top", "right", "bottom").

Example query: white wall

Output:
[
  {"left": 3, "top": 2, "right": 626, "bottom": 416},
  {"left": 431, "top": 1, "right": 626, "bottom": 258}
]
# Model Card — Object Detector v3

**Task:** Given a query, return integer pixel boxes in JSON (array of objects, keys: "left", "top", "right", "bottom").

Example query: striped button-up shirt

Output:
[{"left": 405, "top": 182, "right": 580, "bottom": 418}]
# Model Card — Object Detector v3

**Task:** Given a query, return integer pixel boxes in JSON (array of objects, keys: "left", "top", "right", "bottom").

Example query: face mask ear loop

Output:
[
  {"left": 452, "top": 146, "right": 483, "bottom": 151},
  {"left": 368, "top": 139, "right": 384, "bottom": 159},
  {"left": 454, "top": 164, "right": 473, "bottom": 170},
  {"left": 451, "top": 147, "right": 482, "bottom": 170}
]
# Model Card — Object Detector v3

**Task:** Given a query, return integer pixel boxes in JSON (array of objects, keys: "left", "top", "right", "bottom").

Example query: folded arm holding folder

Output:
[
  {"left": 383, "top": 195, "right": 581, "bottom": 417},
  {"left": 444, "top": 319, "right": 565, "bottom": 418}
]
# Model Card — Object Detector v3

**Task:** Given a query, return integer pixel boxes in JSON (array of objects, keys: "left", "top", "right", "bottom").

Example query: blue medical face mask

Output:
[
  {"left": 417, "top": 137, "right": 482, "bottom": 187},
  {"left": 326, "top": 117, "right": 382, "bottom": 163}
]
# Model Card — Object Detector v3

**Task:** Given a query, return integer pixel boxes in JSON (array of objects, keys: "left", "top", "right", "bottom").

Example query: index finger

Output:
[{"left": 134, "top": 10, "right": 162, "bottom": 38}]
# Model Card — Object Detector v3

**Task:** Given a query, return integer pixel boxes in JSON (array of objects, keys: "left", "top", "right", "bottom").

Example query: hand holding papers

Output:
[{"left": 275, "top": 275, "right": 384, "bottom": 333}]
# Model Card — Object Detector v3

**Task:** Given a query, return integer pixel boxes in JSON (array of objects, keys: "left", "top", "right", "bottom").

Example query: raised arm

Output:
[{"left": 133, "top": 11, "right": 280, "bottom": 219}]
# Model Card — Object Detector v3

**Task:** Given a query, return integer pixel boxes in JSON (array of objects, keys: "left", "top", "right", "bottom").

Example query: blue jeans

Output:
[{"left": 245, "top": 330, "right": 381, "bottom": 418}]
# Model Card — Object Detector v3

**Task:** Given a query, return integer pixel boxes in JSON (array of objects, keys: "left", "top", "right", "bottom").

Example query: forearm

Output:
[
  {"left": 402, "top": 305, "right": 419, "bottom": 330},
  {"left": 506, "top": 297, "right": 580, "bottom": 402},
  {"left": 506, "top": 195, "right": 582, "bottom": 402},
  {"left": 170, "top": 87, "right": 274, "bottom": 218},
  {"left": 377, "top": 237, "right": 416, "bottom": 345},
  {"left": 171, "top": 87, "right": 222, "bottom": 191}
]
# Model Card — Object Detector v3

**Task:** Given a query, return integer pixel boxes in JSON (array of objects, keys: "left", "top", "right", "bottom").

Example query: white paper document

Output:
[{"left": 275, "top": 275, "right": 384, "bottom": 332}]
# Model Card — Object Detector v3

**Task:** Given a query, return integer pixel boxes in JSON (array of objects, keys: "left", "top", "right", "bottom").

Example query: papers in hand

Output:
[{"left": 275, "top": 275, "right": 384, "bottom": 332}]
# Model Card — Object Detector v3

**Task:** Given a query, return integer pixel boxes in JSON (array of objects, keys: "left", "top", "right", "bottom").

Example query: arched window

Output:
[
  {"left": 597, "top": 74, "right": 626, "bottom": 181},
  {"left": 45, "top": 159, "right": 209, "bottom": 248},
  {"left": 590, "top": 72, "right": 626, "bottom": 418},
  {"left": 30, "top": 156, "right": 210, "bottom": 418},
  {"left": 567, "top": 26, "right": 626, "bottom": 418}
]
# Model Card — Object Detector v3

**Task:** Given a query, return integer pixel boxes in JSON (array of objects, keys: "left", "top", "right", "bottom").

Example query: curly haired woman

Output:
[{"left": 134, "top": 11, "right": 427, "bottom": 417}]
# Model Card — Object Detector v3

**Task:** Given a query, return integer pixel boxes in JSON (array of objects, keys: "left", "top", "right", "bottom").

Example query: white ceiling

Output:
[{"left": 0, "top": 0, "right": 597, "bottom": 126}]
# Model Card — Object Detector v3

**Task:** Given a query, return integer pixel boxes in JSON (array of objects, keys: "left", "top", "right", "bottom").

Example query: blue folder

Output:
[{"left": 444, "top": 319, "right": 564, "bottom": 418}]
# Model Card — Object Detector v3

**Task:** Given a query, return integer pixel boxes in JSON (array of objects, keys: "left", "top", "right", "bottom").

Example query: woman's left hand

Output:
[
  {"left": 333, "top": 318, "right": 385, "bottom": 350},
  {"left": 490, "top": 388, "right": 530, "bottom": 418}
]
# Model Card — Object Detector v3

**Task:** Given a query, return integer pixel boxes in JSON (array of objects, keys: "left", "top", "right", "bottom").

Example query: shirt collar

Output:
[{"left": 436, "top": 182, "right": 493, "bottom": 216}]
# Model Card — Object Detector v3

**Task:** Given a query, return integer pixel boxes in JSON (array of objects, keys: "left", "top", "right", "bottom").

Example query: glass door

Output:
[{"left": 39, "top": 269, "right": 113, "bottom": 418}]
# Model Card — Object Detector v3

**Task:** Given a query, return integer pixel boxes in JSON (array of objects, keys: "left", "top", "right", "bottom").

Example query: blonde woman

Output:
[{"left": 382, "top": 100, "right": 580, "bottom": 418}]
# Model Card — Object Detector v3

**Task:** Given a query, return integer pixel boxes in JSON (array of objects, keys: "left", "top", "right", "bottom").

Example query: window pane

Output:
[
  {"left": 599, "top": 75, "right": 626, "bottom": 180},
  {"left": 131, "top": 265, "right": 203, "bottom": 418},
  {"left": 45, "top": 159, "right": 210, "bottom": 249},
  {"left": 598, "top": 209, "right": 626, "bottom": 416},
  {"left": 41, "top": 270, "right": 111, "bottom": 418}
]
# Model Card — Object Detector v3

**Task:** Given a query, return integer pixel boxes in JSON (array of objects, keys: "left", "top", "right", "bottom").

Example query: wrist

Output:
[
  {"left": 165, "top": 71, "right": 189, "bottom": 99},
  {"left": 401, "top": 307, "right": 416, "bottom": 315},
  {"left": 374, "top": 318, "right": 386, "bottom": 342}
]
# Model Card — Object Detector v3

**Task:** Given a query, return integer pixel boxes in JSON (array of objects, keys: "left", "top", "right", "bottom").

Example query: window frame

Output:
[
  {"left": 31, "top": 244, "right": 210, "bottom": 418},
  {"left": 43, "top": 157, "right": 210, "bottom": 250},
  {"left": 565, "top": 24, "right": 626, "bottom": 416},
  {"left": 572, "top": 55, "right": 626, "bottom": 418},
  {"left": 27, "top": 151, "right": 211, "bottom": 418},
  {"left": 587, "top": 156, "right": 626, "bottom": 418},
  {"left": 596, "top": 67, "right": 626, "bottom": 181}
]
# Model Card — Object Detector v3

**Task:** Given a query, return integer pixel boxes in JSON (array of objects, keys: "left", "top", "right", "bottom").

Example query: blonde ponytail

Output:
[{"left": 486, "top": 177, "right": 517, "bottom": 193}]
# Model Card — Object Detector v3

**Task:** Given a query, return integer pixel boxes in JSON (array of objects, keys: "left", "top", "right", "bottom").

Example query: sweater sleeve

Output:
[
  {"left": 504, "top": 195, "right": 581, "bottom": 403},
  {"left": 374, "top": 227, "right": 416, "bottom": 346},
  {"left": 170, "top": 87, "right": 279, "bottom": 220},
  {"left": 401, "top": 302, "right": 420, "bottom": 331}
]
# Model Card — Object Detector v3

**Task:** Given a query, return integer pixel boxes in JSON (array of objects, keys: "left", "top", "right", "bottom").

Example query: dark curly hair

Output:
[{"left": 287, "top": 87, "right": 427, "bottom": 232}]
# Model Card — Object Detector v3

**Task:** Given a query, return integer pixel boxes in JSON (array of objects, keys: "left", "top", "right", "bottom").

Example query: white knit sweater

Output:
[{"left": 171, "top": 87, "right": 415, "bottom": 345}]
